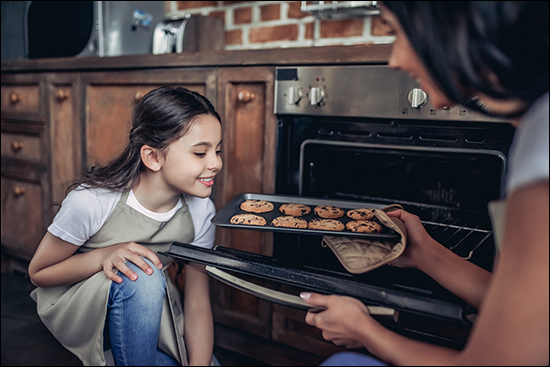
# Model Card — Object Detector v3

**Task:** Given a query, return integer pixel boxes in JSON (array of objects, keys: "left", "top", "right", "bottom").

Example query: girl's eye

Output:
[
  {"left": 194, "top": 152, "right": 206, "bottom": 158},
  {"left": 216, "top": 150, "right": 222, "bottom": 155}
]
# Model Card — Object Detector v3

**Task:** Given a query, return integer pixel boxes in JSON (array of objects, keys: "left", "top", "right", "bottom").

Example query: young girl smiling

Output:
[{"left": 28, "top": 86, "right": 222, "bottom": 366}]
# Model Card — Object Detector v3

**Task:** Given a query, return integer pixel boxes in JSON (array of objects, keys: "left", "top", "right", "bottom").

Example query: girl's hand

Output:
[
  {"left": 100, "top": 242, "right": 163, "bottom": 283},
  {"left": 386, "top": 209, "right": 440, "bottom": 269},
  {"left": 301, "top": 292, "right": 373, "bottom": 348}
]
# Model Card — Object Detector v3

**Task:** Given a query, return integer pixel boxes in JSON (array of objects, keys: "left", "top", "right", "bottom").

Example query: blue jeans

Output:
[
  {"left": 320, "top": 351, "right": 388, "bottom": 366},
  {"left": 105, "top": 258, "right": 179, "bottom": 366}
]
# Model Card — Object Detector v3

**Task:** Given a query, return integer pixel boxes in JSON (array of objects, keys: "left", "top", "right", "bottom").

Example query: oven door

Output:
[{"left": 160, "top": 242, "right": 476, "bottom": 325}]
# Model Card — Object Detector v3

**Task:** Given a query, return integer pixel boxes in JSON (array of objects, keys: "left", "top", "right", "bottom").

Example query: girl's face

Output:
[
  {"left": 160, "top": 114, "right": 223, "bottom": 198},
  {"left": 381, "top": 6, "right": 455, "bottom": 110}
]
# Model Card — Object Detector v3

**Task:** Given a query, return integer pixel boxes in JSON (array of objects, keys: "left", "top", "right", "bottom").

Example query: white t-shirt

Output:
[
  {"left": 506, "top": 92, "right": 549, "bottom": 195},
  {"left": 48, "top": 187, "right": 216, "bottom": 249}
]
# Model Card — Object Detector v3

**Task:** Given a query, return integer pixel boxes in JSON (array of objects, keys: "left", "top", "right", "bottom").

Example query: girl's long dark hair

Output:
[
  {"left": 67, "top": 86, "right": 221, "bottom": 194},
  {"left": 383, "top": 1, "right": 549, "bottom": 117}
]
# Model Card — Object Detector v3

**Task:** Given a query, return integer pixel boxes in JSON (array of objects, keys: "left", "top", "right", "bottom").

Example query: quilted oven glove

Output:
[{"left": 322, "top": 204, "right": 407, "bottom": 274}]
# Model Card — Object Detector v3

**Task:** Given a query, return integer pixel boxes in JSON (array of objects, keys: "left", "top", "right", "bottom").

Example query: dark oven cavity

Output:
[{"left": 274, "top": 66, "right": 515, "bottom": 317}]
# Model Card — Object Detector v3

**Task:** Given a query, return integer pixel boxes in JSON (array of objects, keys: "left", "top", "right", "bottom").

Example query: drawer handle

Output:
[
  {"left": 11, "top": 141, "right": 23, "bottom": 152},
  {"left": 13, "top": 186, "right": 25, "bottom": 197},
  {"left": 134, "top": 91, "right": 144, "bottom": 102},
  {"left": 238, "top": 90, "right": 255, "bottom": 103},
  {"left": 9, "top": 92, "right": 21, "bottom": 104},
  {"left": 55, "top": 89, "right": 69, "bottom": 101}
]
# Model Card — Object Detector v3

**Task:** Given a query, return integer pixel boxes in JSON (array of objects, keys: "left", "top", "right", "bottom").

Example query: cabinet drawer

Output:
[
  {"left": 1, "top": 132, "right": 42, "bottom": 163},
  {"left": 1, "top": 85, "right": 40, "bottom": 116},
  {"left": 0, "top": 177, "right": 46, "bottom": 260}
]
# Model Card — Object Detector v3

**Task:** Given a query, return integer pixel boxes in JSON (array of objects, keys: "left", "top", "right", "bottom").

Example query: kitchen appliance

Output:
[
  {"left": 25, "top": 1, "right": 165, "bottom": 59},
  {"left": 163, "top": 65, "right": 516, "bottom": 347},
  {"left": 152, "top": 14, "right": 224, "bottom": 54}
]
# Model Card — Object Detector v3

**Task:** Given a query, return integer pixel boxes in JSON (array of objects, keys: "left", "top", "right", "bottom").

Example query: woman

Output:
[{"left": 301, "top": 2, "right": 548, "bottom": 365}]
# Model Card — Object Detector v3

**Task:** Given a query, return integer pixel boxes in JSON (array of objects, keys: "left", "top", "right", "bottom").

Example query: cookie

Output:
[
  {"left": 308, "top": 218, "right": 345, "bottom": 231},
  {"left": 346, "top": 208, "right": 375, "bottom": 220},
  {"left": 271, "top": 216, "right": 308, "bottom": 229},
  {"left": 240, "top": 199, "right": 274, "bottom": 213},
  {"left": 345, "top": 220, "right": 383, "bottom": 233},
  {"left": 314, "top": 205, "right": 345, "bottom": 219},
  {"left": 230, "top": 214, "right": 267, "bottom": 226},
  {"left": 279, "top": 203, "right": 311, "bottom": 216}
]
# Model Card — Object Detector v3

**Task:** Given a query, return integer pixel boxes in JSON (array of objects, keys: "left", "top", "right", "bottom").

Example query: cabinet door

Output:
[
  {"left": 82, "top": 69, "right": 217, "bottom": 167},
  {"left": 212, "top": 67, "right": 277, "bottom": 338},
  {"left": 47, "top": 73, "right": 82, "bottom": 209}
]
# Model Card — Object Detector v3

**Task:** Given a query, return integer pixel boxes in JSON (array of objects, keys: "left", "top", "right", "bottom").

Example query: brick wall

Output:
[{"left": 166, "top": 1, "right": 395, "bottom": 50}]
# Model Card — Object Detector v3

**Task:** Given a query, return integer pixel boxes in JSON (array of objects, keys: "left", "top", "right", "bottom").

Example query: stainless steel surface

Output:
[{"left": 274, "top": 65, "right": 506, "bottom": 122}]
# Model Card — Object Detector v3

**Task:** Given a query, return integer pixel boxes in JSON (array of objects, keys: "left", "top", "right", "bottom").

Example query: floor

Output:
[{"left": 1, "top": 260, "right": 267, "bottom": 366}]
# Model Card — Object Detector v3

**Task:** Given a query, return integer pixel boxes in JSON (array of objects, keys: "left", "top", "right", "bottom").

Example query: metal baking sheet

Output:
[{"left": 211, "top": 193, "right": 400, "bottom": 240}]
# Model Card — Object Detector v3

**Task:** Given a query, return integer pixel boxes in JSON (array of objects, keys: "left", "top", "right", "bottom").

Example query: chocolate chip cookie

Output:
[
  {"left": 240, "top": 199, "right": 274, "bottom": 213},
  {"left": 230, "top": 214, "right": 267, "bottom": 226},
  {"left": 346, "top": 208, "right": 376, "bottom": 220},
  {"left": 308, "top": 218, "right": 345, "bottom": 231},
  {"left": 345, "top": 220, "right": 383, "bottom": 233},
  {"left": 271, "top": 216, "right": 308, "bottom": 228},
  {"left": 279, "top": 203, "right": 311, "bottom": 216},
  {"left": 314, "top": 205, "right": 345, "bottom": 219}
]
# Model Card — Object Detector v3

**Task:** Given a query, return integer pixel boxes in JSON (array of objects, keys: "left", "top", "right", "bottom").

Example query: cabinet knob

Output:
[
  {"left": 11, "top": 141, "right": 23, "bottom": 152},
  {"left": 55, "top": 89, "right": 69, "bottom": 101},
  {"left": 134, "top": 91, "right": 144, "bottom": 102},
  {"left": 238, "top": 90, "right": 255, "bottom": 103},
  {"left": 9, "top": 92, "right": 21, "bottom": 104},
  {"left": 13, "top": 186, "right": 25, "bottom": 197}
]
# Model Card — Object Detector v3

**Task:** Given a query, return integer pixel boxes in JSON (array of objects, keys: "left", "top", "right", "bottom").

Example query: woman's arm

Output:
[
  {"left": 386, "top": 209, "right": 491, "bottom": 309},
  {"left": 28, "top": 232, "right": 163, "bottom": 288},
  {"left": 304, "top": 181, "right": 549, "bottom": 365},
  {"left": 183, "top": 263, "right": 214, "bottom": 366}
]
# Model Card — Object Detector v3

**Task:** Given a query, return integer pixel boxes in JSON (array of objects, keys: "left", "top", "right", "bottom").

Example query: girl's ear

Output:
[{"left": 140, "top": 145, "right": 163, "bottom": 172}]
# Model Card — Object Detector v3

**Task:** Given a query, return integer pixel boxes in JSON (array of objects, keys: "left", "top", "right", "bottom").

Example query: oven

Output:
[{"left": 163, "top": 65, "right": 515, "bottom": 349}]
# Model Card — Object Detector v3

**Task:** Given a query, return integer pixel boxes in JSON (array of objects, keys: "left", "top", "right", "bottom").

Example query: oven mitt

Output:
[{"left": 322, "top": 204, "right": 407, "bottom": 274}]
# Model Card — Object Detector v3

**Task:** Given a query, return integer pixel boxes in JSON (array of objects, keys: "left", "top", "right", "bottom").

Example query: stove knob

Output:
[
  {"left": 309, "top": 87, "right": 325, "bottom": 105},
  {"left": 287, "top": 86, "right": 302, "bottom": 105},
  {"left": 407, "top": 88, "right": 428, "bottom": 108}
]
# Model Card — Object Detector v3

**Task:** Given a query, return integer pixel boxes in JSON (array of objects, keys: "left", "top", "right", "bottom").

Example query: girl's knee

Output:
[{"left": 118, "top": 259, "right": 166, "bottom": 299}]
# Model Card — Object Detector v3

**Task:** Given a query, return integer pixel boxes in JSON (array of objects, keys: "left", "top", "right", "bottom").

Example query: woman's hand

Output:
[
  {"left": 100, "top": 242, "right": 163, "bottom": 283},
  {"left": 386, "top": 209, "right": 440, "bottom": 269},
  {"left": 301, "top": 292, "right": 373, "bottom": 349}
]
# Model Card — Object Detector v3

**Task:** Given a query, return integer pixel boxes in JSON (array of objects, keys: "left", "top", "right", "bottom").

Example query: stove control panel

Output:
[{"left": 274, "top": 66, "right": 506, "bottom": 122}]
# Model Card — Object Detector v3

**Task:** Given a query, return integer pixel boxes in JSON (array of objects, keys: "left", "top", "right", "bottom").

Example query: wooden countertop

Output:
[{"left": 1, "top": 44, "right": 392, "bottom": 73}]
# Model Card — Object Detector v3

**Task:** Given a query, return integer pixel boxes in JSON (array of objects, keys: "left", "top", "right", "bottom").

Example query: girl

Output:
[
  {"left": 302, "top": 1, "right": 548, "bottom": 365},
  {"left": 28, "top": 86, "right": 223, "bottom": 366}
]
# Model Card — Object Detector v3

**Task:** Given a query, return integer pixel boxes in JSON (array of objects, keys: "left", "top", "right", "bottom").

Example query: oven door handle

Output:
[{"left": 205, "top": 265, "right": 395, "bottom": 317}]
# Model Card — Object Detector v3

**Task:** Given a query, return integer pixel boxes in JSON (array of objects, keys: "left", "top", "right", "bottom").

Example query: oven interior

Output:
[{"left": 274, "top": 115, "right": 515, "bottom": 311}]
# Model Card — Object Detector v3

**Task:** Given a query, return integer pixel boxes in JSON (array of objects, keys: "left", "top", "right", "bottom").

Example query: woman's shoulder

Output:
[{"left": 65, "top": 186, "right": 122, "bottom": 208}]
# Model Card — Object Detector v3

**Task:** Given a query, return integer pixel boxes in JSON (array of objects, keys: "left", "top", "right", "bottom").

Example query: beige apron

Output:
[
  {"left": 30, "top": 190, "right": 201, "bottom": 366},
  {"left": 488, "top": 198, "right": 508, "bottom": 256}
]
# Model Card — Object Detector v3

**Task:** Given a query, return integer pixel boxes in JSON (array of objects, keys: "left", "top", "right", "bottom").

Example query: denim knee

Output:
[{"left": 111, "top": 258, "right": 167, "bottom": 308}]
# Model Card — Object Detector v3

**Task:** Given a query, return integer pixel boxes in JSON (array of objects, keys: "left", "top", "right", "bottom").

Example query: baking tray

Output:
[{"left": 211, "top": 193, "right": 400, "bottom": 240}]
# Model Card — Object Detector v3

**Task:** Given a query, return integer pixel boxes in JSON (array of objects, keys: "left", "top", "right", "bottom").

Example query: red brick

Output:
[
  {"left": 288, "top": 1, "right": 309, "bottom": 19},
  {"left": 371, "top": 15, "right": 395, "bottom": 37},
  {"left": 208, "top": 10, "right": 226, "bottom": 22},
  {"left": 177, "top": 1, "right": 217, "bottom": 10},
  {"left": 320, "top": 18, "right": 364, "bottom": 38},
  {"left": 223, "top": 1, "right": 251, "bottom": 5},
  {"left": 249, "top": 24, "right": 299, "bottom": 43},
  {"left": 261, "top": 3, "right": 280, "bottom": 21},
  {"left": 225, "top": 29, "right": 243, "bottom": 45},
  {"left": 234, "top": 6, "right": 252, "bottom": 25},
  {"left": 304, "top": 22, "right": 314, "bottom": 40}
]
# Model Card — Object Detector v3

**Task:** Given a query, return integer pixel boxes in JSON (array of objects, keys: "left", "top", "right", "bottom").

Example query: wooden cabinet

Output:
[{"left": 1, "top": 74, "right": 48, "bottom": 266}]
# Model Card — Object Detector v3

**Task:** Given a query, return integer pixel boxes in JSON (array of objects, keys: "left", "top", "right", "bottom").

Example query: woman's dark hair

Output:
[
  {"left": 67, "top": 86, "right": 221, "bottom": 194},
  {"left": 383, "top": 1, "right": 549, "bottom": 117}
]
